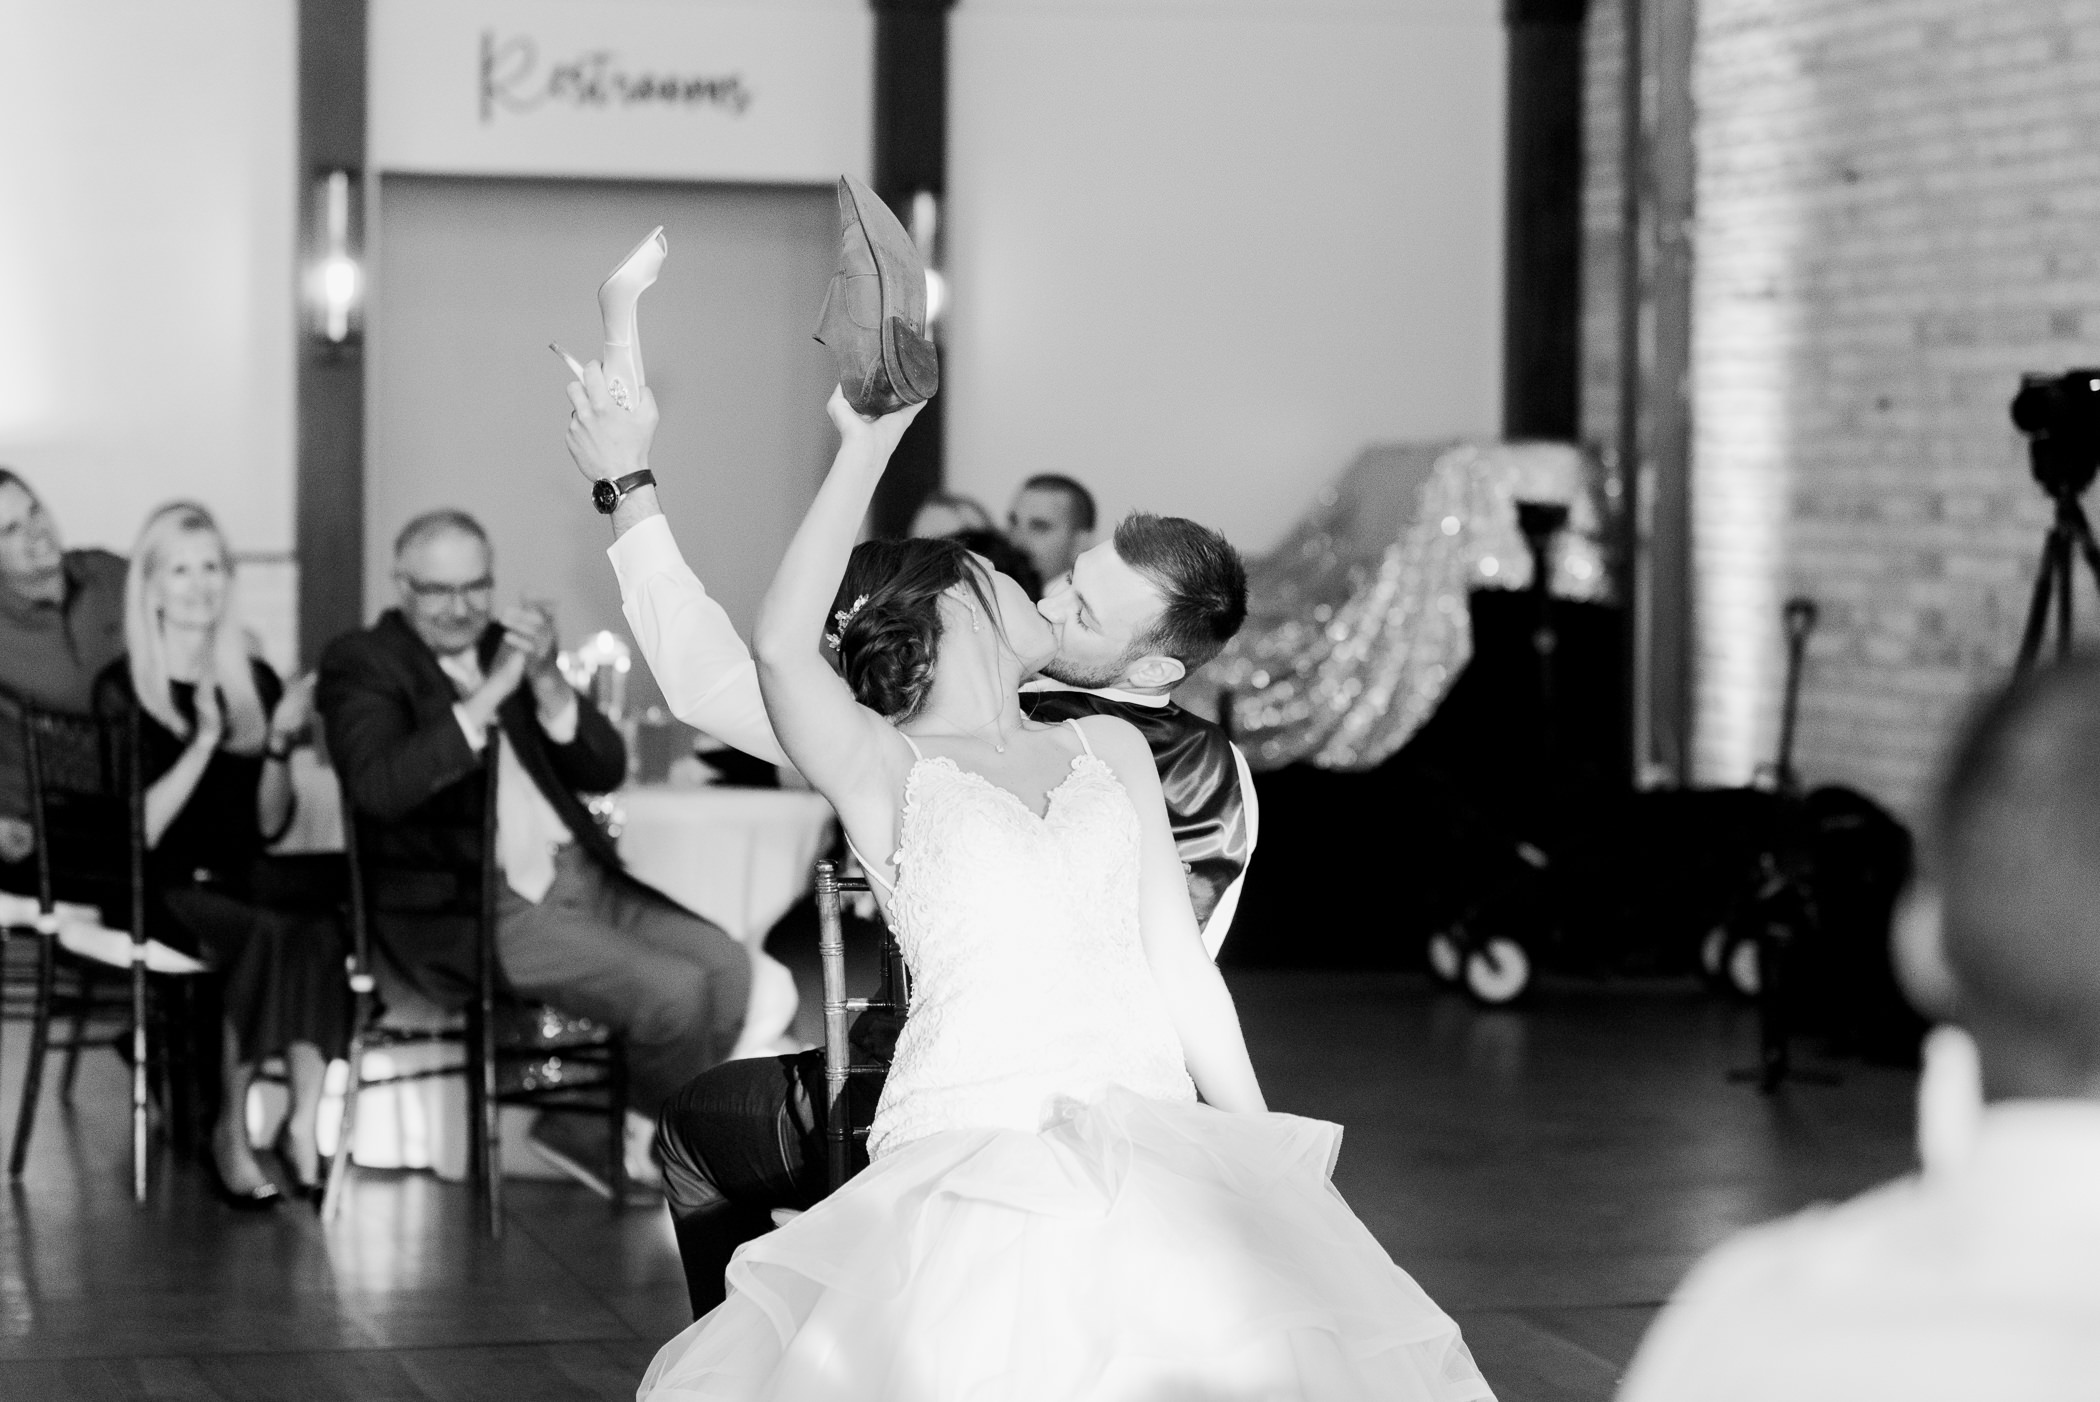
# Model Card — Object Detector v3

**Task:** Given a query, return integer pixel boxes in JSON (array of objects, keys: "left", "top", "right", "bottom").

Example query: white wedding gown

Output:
[{"left": 639, "top": 722, "right": 1494, "bottom": 1401}]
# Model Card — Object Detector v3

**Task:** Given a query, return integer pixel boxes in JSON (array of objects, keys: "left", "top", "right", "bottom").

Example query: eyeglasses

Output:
[{"left": 400, "top": 575, "right": 494, "bottom": 606}]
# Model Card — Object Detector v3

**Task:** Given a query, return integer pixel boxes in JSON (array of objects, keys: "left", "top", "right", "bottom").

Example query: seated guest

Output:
[
  {"left": 0, "top": 468, "right": 127, "bottom": 889},
  {"left": 317, "top": 509, "right": 752, "bottom": 1188},
  {"left": 905, "top": 491, "right": 993, "bottom": 540},
  {"left": 96, "top": 502, "right": 345, "bottom": 1207},
  {"left": 1006, "top": 472, "right": 1096, "bottom": 585},
  {"left": 1619, "top": 657, "right": 2100, "bottom": 1401}
]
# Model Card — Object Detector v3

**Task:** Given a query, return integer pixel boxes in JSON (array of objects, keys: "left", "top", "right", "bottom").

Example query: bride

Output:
[{"left": 638, "top": 392, "right": 1493, "bottom": 1401}]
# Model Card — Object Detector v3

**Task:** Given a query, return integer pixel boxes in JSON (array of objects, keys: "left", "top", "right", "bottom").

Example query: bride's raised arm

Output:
[{"left": 752, "top": 389, "right": 925, "bottom": 839}]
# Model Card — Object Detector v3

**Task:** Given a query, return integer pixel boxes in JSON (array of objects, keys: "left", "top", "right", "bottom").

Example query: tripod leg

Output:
[
  {"left": 2058, "top": 530, "right": 2076, "bottom": 660},
  {"left": 2064, "top": 500, "right": 2100, "bottom": 640},
  {"left": 2017, "top": 531, "right": 2060, "bottom": 671}
]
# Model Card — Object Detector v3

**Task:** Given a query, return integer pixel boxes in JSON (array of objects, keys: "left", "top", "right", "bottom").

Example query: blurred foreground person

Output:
[
  {"left": 0, "top": 469, "right": 127, "bottom": 885},
  {"left": 98, "top": 503, "right": 345, "bottom": 1206},
  {"left": 1619, "top": 657, "right": 2100, "bottom": 1401}
]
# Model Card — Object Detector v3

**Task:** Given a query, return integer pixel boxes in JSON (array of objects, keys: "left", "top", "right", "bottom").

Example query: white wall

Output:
[
  {"left": 946, "top": 0, "right": 1505, "bottom": 555},
  {"left": 0, "top": 0, "right": 297, "bottom": 662},
  {"left": 367, "top": 178, "right": 840, "bottom": 697}
]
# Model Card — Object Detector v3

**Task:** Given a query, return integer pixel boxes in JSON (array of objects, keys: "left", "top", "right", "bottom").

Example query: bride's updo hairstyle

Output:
[{"left": 828, "top": 537, "right": 1007, "bottom": 722}]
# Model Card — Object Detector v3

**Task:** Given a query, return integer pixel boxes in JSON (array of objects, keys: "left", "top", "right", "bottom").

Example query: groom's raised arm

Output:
[
  {"left": 565, "top": 361, "right": 789, "bottom": 769},
  {"left": 608, "top": 512, "right": 787, "bottom": 768}
]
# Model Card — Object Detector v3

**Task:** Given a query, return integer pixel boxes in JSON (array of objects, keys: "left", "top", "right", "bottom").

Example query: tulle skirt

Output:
[{"left": 638, "top": 1087, "right": 1494, "bottom": 1401}]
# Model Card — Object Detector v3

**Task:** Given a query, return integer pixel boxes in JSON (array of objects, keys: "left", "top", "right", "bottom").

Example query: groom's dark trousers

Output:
[
  {"left": 657, "top": 689, "right": 1253, "bottom": 1317},
  {"left": 656, "top": 1036, "right": 888, "bottom": 1315}
]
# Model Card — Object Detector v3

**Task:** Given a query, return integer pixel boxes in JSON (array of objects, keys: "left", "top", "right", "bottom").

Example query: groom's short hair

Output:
[{"left": 1113, "top": 513, "right": 1247, "bottom": 672}]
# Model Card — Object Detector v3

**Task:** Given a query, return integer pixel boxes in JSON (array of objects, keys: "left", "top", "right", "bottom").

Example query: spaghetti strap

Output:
[
  {"left": 845, "top": 838, "right": 895, "bottom": 896},
  {"left": 847, "top": 728, "right": 923, "bottom": 896},
  {"left": 1065, "top": 716, "right": 1096, "bottom": 758}
]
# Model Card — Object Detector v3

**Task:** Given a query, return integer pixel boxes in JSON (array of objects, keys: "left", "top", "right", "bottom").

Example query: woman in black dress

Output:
[{"left": 99, "top": 502, "right": 347, "bottom": 1207}]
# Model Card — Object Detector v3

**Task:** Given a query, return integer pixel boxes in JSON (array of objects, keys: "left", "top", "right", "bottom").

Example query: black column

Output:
[
  {"left": 868, "top": 0, "right": 956, "bottom": 538},
  {"left": 296, "top": 0, "right": 367, "bottom": 668},
  {"left": 1503, "top": 0, "right": 1588, "bottom": 441}
]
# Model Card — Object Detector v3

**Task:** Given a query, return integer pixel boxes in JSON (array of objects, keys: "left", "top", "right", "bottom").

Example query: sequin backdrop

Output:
[{"left": 1193, "top": 441, "right": 1617, "bottom": 773}]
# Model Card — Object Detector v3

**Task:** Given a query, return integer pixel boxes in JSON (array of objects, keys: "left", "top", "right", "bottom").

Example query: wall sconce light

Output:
[
  {"left": 910, "top": 190, "right": 947, "bottom": 329},
  {"left": 309, "top": 169, "right": 363, "bottom": 346}
]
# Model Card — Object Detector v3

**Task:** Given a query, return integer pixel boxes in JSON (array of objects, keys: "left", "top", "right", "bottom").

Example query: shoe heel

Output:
[
  {"left": 596, "top": 226, "right": 668, "bottom": 409},
  {"left": 882, "top": 315, "right": 940, "bottom": 405}
]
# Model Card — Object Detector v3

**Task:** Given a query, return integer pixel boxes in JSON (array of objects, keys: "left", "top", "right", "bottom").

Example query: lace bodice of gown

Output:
[{"left": 866, "top": 723, "right": 1197, "bottom": 1160}]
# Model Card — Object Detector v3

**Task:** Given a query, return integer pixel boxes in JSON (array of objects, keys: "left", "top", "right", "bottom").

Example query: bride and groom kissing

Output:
[{"left": 562, "top": 179, "right": 1493, "bottom": 1399}]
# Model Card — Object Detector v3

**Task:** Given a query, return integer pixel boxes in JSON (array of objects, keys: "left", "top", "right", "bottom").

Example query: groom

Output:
[{"left": 563, "top": 365, "right": 1259, "bottom": 1313}]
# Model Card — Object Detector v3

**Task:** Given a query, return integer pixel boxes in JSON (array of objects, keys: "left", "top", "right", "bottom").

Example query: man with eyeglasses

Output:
[
  {"left": 318, "top": 509, "right": 753, "bottom": 1193},
  {"left": 0, "top": 468, "right": 128, "bottom": 891}
]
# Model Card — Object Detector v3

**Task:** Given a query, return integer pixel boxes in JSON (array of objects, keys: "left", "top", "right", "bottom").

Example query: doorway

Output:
[{"left": 367, "top": 176, "right": 839, "bottom": 701}]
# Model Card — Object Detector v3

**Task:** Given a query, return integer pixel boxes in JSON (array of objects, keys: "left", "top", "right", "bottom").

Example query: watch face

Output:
[{"left": 591, "top": 478, "right": 619, "bottom": 514}]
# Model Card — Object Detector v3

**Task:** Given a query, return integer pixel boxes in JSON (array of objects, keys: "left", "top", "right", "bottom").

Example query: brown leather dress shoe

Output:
[{"left": 814, "top": 175, "right": 938, "bottom": 416}]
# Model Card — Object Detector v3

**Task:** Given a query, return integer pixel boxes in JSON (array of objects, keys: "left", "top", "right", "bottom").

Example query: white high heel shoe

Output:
[{"left": 598, "top": 226, "right": 667, "bottom": 410}]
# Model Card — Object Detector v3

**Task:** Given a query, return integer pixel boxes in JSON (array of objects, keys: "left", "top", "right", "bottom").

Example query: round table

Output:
[{"left": 610, "top": 784, "right": 837, "bottom": 945}]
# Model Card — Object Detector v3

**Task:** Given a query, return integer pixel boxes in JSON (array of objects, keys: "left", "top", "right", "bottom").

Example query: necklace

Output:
[{"left": 918, "top": 709, "right": 1019, "bottom": 754}]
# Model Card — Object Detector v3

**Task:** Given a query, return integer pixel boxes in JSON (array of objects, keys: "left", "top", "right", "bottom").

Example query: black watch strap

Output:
[{"left": 592, "top": 468, "right": 656, "bottom": 514}]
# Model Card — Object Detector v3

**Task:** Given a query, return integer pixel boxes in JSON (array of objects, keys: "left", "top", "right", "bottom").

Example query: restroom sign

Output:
[{"left": 372, "top": 0, "right": 872, "bottom": 183}]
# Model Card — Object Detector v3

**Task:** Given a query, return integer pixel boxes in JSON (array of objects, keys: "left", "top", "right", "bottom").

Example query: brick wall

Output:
[{"left": 1589, "top": 0, "right": 2100, "bottom": 819}]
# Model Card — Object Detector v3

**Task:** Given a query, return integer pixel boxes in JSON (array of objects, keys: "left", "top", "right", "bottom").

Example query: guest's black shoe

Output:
[
  {"left": 273, "top": 1128, "right": 326, "bottom": 1202},
  {"left": 211, "top": 1166, "right": 283, "bottom": 1211},
  {"left": 814, "top": 174, "right": 938, "bottom": 417}
]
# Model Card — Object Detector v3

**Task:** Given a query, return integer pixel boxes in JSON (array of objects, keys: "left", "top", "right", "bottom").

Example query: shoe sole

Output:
[{"left": 837, "top": 176, "right": 939, "bottom": 405}]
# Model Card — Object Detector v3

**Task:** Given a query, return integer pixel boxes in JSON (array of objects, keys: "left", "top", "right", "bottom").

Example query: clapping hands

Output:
[
  {"left": 269, "top": 672, "right": 318, "bottom": 751},
  {"left": 191, "top": 670, "right": 226, "bottom": 749}
]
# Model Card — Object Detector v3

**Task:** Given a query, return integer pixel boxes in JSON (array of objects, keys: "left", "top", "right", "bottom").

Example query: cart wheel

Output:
[
  {"left": 1463, "top": 936, "right": 1531, "bottom": 1005},
  {"left": 1427, "top": 929, "right": 1464, "bottom": 983},
  {"left": 1725, "top": 935, "right": 1762, "bottom": 999}
]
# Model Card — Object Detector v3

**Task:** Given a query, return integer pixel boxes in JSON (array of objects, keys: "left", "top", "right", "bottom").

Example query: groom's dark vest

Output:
[{"left": 1019, "top": 687, "right": 1250, "bottom": 929}]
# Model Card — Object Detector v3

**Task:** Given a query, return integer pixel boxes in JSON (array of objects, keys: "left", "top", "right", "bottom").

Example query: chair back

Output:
[
  {"left": 330, "top": 749, "right": 614, "bottom": 1237},
  {"left": 3, "top": 684, "right": 144, "bottom": 943},
  {"left": 336, "top": 752, "right": 503, "bottom": 1016},
  {"left": 337, "top": 772, "right": 377, "bottom": 1004},
  {"left": 815, "top": 858, "right": 909, "bottom": 1190}
]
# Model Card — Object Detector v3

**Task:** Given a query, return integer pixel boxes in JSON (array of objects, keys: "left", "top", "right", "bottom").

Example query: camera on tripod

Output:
[
  {"left": 2010, "top": 369, "right": 2100, "bottom": 496},
  {"left": 2008, "top": 369, "right": 2100, "bottom": 668}
]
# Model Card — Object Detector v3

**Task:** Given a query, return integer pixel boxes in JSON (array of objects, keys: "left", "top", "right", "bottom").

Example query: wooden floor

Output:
[{"left": 0, "top": 971, "right": 1918, "bottom": 1402}]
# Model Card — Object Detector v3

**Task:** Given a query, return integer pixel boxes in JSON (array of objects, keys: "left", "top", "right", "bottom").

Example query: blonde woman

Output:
[{"left": 95, "top": 503, "right": 346, "bottom": 1208}]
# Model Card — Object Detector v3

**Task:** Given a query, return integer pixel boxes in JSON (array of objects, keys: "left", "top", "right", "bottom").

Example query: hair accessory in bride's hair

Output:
[{"left": 824, "top": 594, "right": 871, "bottom": 651}]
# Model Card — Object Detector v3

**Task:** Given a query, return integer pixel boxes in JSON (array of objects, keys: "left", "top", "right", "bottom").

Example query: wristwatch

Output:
[{"left": 591, "top": 468, "right": 656, "bottom": 515}]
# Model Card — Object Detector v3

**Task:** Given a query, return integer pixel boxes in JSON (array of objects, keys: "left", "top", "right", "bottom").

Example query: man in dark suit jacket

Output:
[{"left": 318, "top": 509, "right": 752, "bottom": 1170}]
